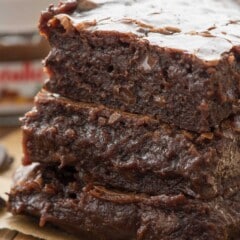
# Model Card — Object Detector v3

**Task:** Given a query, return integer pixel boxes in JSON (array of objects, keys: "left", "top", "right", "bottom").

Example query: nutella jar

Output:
[{"left": 0, "top": 0, "right": 58, "bottom": 126}]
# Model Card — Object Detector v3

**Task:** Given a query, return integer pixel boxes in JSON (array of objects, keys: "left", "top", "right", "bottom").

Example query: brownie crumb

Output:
[
  {"left": 0, "top": 145, "right": 14, "bottom": 172},
  {"left": 0, "top": 197, "right": 6, "bottom": 210}
]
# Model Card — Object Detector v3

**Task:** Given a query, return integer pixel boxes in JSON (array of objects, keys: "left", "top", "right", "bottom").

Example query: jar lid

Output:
[{"left": 0, "top": 0, "right": 59, "bottom": 34}]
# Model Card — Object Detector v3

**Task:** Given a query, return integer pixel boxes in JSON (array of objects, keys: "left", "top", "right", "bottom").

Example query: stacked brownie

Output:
[{"left": 8, "top": 0, "right": 240, "bottom": 239}]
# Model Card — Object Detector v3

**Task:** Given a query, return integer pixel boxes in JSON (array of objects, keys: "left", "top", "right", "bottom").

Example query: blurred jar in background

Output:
[{"left": 0, "top": 0, "right": 58, "bottom": 126}]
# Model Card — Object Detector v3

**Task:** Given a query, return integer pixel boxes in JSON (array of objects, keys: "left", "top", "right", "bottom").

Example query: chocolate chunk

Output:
[
  {"left": 0, "top": 197, "right": 6, "bottom": 210},
  {"left": 0, "top": 145, "right": 13, "bottom": 172}
]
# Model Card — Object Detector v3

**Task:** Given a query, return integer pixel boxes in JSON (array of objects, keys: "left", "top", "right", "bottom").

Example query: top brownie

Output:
[{"left": 40, "top": 0, "right": 240, "bottom": 132}]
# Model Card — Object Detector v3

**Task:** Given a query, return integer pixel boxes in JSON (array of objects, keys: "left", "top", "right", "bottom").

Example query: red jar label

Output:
[{"left": 0, "top": 60, "right": 44, "bottom": 114}]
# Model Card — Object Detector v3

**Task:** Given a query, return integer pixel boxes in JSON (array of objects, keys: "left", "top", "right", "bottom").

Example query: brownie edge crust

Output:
[{"left": 40, "top": 0, "right": 240, "bottom": 132}]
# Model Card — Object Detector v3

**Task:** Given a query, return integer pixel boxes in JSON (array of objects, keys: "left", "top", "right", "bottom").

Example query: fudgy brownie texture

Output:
[
  {"left": 11, "top": 1, "right": 240, "bottom": 238},
  {"left": 39, "top": 0, "right": 240, "bottom": 132},
  {"left": 8, "top": 164, "right": 240, "bottom": 240},
  {"left": 21, "top": 92, "right": 240, "bottom": 199}
]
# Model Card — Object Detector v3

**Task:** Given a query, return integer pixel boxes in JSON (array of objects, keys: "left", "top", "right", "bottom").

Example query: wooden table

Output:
[
  {"left": 0, "top": 128, "right": 40, "bottom": 240},
  {"left": 0, "top": 127, "right": 17, "bottom": 138}
]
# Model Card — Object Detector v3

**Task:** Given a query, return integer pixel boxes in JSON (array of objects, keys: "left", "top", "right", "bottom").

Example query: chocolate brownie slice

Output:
[
  {"left": 8, "top": 164, "right": 240, "bottom": 240},
  {"left": 40, "top": 0, "right": 240, "bottom": 132},
  {"left": 21, "top": 91, "right": 240, "bottom": 199}
]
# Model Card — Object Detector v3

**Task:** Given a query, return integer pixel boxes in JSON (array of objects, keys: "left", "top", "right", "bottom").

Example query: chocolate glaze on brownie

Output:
[
  {"left": 41, "top": 0, "right": 240, "bottom": 61},
  {"left": 40, "top": 0, "right": 240, "bottom": 132},
  {"left": 21, "top": 91, "right": 240, "bottom": 199},
  {"left": 8, "top": 164, "right": 240, "bottom": 240}
]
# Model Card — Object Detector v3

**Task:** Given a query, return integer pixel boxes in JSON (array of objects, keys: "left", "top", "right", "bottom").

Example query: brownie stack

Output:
[{"left": 8, "top": 0, "right": 240, "bottom": 239}]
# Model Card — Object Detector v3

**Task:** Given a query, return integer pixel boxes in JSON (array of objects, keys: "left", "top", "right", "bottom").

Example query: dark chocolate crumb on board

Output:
[
  {"left": 0, "top": 197, "right": 6, "bottom": 210},
  {"left": 0, "top": 145, "right": 14, "bottom": 172}
]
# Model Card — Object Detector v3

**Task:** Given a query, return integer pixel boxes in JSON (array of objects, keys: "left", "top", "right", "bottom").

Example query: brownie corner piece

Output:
[{"left": 39, "top": 0, "right": 240, "bottom": 132}]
